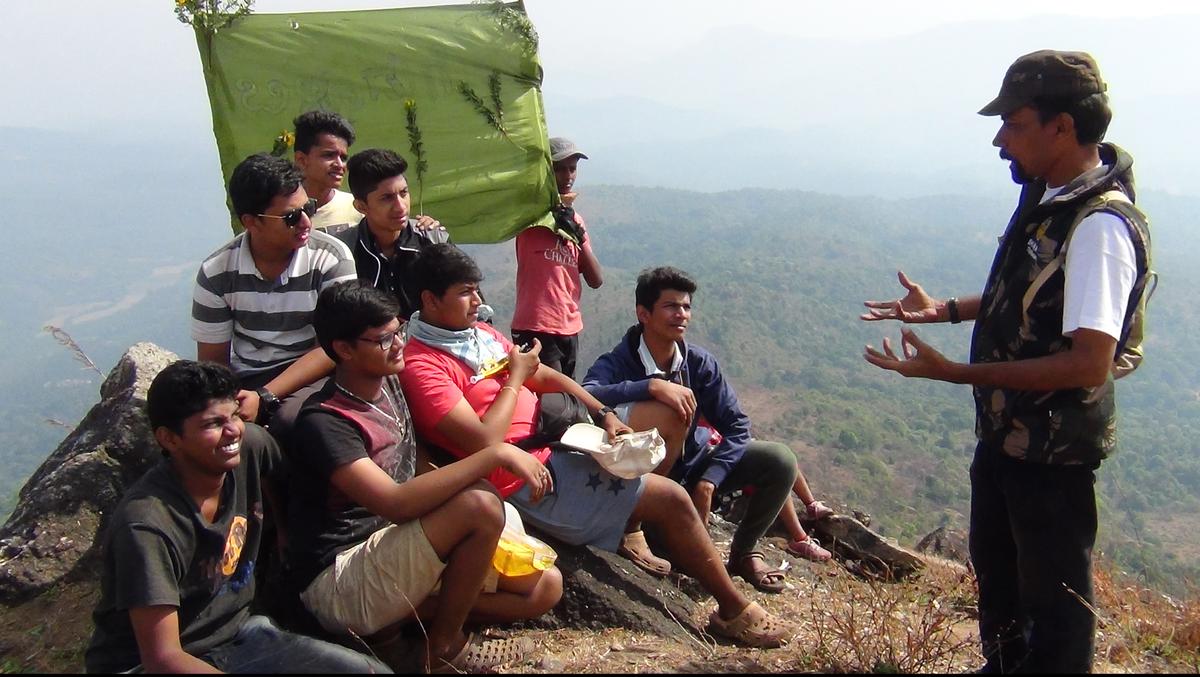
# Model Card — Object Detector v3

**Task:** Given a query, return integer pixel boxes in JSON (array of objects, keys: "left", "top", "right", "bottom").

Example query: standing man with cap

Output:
[
  {"left": 861, "top": 50, "right": 1152, "bottom": 673},
  {"left": 511, "top": 137, "right": 604, "bottom": 379}
]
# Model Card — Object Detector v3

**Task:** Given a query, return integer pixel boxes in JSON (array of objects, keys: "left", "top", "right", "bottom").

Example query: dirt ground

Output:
[{"left": 1, "top": 544, "right": 1196, "bottom": 673}]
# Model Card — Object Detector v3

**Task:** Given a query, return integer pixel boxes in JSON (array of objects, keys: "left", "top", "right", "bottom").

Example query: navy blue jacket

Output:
[{"left": 582, "top": 325, "right": 751, "bottom": 488}]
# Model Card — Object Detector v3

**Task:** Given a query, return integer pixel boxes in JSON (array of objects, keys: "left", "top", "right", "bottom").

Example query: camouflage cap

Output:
[
  {"left": 978, "top": 50, "right": 1107, "bottom": 116},
  {"left": 549, "top": 137, "right": 588, "bottom": 162}
]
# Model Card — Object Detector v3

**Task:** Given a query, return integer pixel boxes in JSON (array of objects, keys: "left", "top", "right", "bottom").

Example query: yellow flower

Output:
[{"left": 176, "top": 0, "right": 188, "bottom": 7}]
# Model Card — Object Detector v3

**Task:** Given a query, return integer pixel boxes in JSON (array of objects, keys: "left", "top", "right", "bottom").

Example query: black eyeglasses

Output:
[
  {"left": 257, "top": 199, "right": 318, "bottom": 229},
  {"left": 356, "top": 329, "right": 404, "bottom": 351}
]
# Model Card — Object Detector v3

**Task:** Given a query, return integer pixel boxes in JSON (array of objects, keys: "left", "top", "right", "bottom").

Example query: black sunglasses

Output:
[{"left": 257, "top": 198, "right": 318, "bottom": 229}]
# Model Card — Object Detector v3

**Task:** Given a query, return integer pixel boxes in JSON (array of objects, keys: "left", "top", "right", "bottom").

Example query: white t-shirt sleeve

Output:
[{"left": 1062, "top": 211, "right": 1137, "bottom": 340}]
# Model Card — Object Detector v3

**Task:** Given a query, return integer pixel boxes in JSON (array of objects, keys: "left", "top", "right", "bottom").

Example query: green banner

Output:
[{"left": 196, "top": 1, "right": 556, "bottom": 243}]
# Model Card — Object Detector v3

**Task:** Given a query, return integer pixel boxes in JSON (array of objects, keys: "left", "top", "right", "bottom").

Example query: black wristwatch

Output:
[
  {"left": 255, "top": 387, "right": 281, "bottom": 424},
  {"left": 593, "top": 405, "right": 616, "bottom": 424},
  {"left": 947, "top": 297, "right": 962, "bottom": 324}
]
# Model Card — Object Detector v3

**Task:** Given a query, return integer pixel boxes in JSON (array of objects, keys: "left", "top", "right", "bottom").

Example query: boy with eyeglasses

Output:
[
  {"left": 287, "top": 281, "right": 560, "bottom": 672},
  {"left": 191, "top": 152, "right": 357, "bottom": 433}
]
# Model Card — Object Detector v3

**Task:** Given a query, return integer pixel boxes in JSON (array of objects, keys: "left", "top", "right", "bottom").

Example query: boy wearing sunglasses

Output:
[{"left": 191, "top": 153, "right": 357, "bottom": 433}]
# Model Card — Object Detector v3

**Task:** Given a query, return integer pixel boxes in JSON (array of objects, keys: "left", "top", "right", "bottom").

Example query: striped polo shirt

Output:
[{"left": 191, "top": 229, "right": 356, "bottom": 380}]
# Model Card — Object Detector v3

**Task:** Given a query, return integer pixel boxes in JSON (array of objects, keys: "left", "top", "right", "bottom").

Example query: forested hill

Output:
[
  {"left": 471, "top": 184, "right": 1200, "bottom": 592},
  {"left": 4, "top": 174, "right": 1196, "bottom": 593}
]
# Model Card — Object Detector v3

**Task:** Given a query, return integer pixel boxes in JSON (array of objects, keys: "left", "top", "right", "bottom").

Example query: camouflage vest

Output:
[{"left": 970, "top": 177, "right": 1151, "bottom": 466}]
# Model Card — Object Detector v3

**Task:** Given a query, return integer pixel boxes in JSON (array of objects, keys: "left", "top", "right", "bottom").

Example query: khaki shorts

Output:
[{"left": 300, "top": 509, "right": 512, "bottom": 636}]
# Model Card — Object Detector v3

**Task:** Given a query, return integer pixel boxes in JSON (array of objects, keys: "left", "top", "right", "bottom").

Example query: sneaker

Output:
[
  {"left": 787, "top": 537, "right": 832, "bottom": 562},
  {"left": 805, "top": 500, "right": 834, "bottom": 521}
]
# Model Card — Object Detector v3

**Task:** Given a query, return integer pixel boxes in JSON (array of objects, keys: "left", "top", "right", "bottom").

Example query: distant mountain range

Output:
[
  {"left": 5, "top": 29, "right": 1198, "bottom": 586},
  {"left": 541, "top": 14, "right": 1200, "bottom": 198}
]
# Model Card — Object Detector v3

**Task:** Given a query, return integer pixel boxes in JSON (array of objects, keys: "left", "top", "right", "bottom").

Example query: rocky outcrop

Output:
[
  {"left": 723, "top": 495, "right": 928, "bottom": 581},
  {"left": 0, "top": 340, "right": 930, "bottom": 649},
  {"left": 915, "top": 526, "right": 971, "bottom": 566},
  {"left": 533, "top": 519, "right": 738, "bottom": 640},
  {"left": 810, "top": 514, "right": 926, "bottom": 580},
  {"left": 0, "top": 343, "right": 178, "bottom": 603}
]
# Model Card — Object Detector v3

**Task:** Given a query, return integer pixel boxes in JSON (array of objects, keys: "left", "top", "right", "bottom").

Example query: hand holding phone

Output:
[{"left": 509, "top": 338, "right": 542, "bottom": 381}]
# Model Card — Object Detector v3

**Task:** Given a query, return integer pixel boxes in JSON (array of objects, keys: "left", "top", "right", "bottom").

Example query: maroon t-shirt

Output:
[{"left": 287, "top": 376, "right": 416, "bottom": 588}]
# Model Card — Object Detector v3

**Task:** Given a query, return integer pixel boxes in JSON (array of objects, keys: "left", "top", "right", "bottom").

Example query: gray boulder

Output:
[
  {"left": 915, "top": 526, "right": 971, "bottom": 565},
  {"left": 0, "top": 343, "right": 177, "bottom": 603}
]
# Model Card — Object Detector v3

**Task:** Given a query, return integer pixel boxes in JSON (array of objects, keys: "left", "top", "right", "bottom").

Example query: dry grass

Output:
[
  {"left": 506, "top": 552, "right": 1200, "bottom": 674},
  {"left": 41, "top": 325, "right": 101, "bottom": 377},
  {"left": 505, "top": 550, "right": 982, "bottom": 673},
  {"left": 1093, "top": 567, "right": 1200, "bottom": 672},
  {"left": 796, "top": 556, "right": 979, "bottom": 673},
  {"left": 3, "top": 552, "right": 1199, "bottom": 673}
]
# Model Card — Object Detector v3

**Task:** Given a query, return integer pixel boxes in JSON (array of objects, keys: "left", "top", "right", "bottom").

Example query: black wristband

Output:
[
  {"left": 592, "top": 405, "right": 616, "bottom": 424},
  {"left": 947, "top": 297, "right": 961, "bottom": 324}
]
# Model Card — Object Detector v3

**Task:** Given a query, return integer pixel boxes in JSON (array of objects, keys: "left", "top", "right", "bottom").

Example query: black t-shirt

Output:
[
  {"left": 85, "top": 424, "right": 282, "bottom": 673},
  {"left": 287, "top": 377, "right": 417, "bottom": 589}
]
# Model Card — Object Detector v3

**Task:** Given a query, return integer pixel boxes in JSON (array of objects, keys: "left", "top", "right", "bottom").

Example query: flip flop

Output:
[{"left": 727, "top": 551, "right": 786, "bottom": 593}]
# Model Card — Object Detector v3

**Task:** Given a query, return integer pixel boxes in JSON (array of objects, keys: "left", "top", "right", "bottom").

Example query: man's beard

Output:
[{"left": 1001, "top": 151, "right": 1035, "bottom": 185}]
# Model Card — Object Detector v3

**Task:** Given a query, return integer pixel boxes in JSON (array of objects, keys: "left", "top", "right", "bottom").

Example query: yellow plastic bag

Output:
[{"left": 492, "top": 502, "right": 557, "bottom": 577}]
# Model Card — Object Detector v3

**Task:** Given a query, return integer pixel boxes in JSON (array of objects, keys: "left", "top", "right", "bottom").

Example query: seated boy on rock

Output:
[
  {"left": 286, "top": 280, "right": 561, "bottom": 672},
  {"left": 191, "top": 153, "right": 357, "bottom": 435},
  {"left": 85, "top": 360, "right": 385, "bottom": 674},
  {"left": 583, "top": 266, "right": 832, "bottom": 595},
  {"left": 397, "top": 244, "right": 790, "bottom": 649}
]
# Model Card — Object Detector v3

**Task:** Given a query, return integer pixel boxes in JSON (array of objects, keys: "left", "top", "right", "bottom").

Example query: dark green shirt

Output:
[{"left": 85, "top": 424, "right": 281, "bottom": 673}]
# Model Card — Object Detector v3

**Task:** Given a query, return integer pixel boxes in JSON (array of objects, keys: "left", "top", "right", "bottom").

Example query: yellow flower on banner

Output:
[{"left": 270, "top": 130, "right": 295, "bottom": 157}]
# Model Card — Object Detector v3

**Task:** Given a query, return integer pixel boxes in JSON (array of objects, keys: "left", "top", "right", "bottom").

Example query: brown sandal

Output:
[
  {"left": 428, "top": 632, "right": 535, "bottom": 673},
  {"left": 727, "top": 551, "right": 787, "bottom": 593},
  {"left": 708, "top": 601, "right": 789, "bottom": 648},
  {"left": 617, "top": 530, "right": 672, "bottom": 577}
]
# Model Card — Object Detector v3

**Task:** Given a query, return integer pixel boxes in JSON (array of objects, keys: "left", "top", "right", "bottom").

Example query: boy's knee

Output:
[
  {"left": 641, "top": 475, "right": 693, "bottom": 516},
  {"left": 657, "top": 414, "right": 688, "bottom": 441},
  {"left": 455, "top": 486, "right": 505, "bottom": 528},
  {"left": 533, "top": 568, "right": 564, "bottom": 613},
  {"left": 761, "top": 443, "right": 799, "bottom": 482}
]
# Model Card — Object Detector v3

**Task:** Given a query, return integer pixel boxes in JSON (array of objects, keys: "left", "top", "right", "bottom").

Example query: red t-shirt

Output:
[
  {"left": 399, "top": 322, "right": 551, "bottom": 497},
  {"left": 511, "top": 218, "right": 593, "bottom": 335}
]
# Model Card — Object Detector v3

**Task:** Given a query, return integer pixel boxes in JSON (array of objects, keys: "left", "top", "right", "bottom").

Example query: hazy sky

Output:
[
  {"left": 4, "top": 1, "right": 1197, "bottom": 196},
  {"left": 5, "top": 0, "right": 1197, "bottom": 131}
]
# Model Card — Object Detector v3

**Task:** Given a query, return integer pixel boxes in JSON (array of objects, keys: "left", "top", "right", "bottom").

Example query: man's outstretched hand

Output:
[
  {"left": 863, "top": 326, "right": 952, "bottom": 381},
  {"left": 862, "top": 271, "right": 940, "bottom": 323}
]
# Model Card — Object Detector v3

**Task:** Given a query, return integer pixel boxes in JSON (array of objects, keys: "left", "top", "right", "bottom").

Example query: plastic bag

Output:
[{"left": 492, "top": 502, "right": 557, "bottom": 577}]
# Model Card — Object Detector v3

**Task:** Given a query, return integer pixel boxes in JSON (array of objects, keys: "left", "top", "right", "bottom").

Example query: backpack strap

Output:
[{"left": 1019, "top": 190, "right": 1150, "bottom": 370}]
